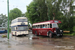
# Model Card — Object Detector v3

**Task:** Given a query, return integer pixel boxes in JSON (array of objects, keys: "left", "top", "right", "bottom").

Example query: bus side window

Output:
[
  {"left": 38, "top": 25, "right": 40, "bottom": 28},
  {"left": 35, "top": 25, "right": 38, "bottom": 28},
  {"left": 50, "top": 24, "right": 52, "bottom": 28},
  {"left": 43, "top": 25, "right": 45, "bottom": 28},
  {"left": 32, "top": 26, "right": 35, "bottom": 28},
  {"left": 48, "top": 24, "right": 50, "bottom": 28},
  {"left": 40, "top": 25, "right": 42, "bottom": 28},
  {"left": 45, "top": 25, "right": 47, "bottom": 28}
]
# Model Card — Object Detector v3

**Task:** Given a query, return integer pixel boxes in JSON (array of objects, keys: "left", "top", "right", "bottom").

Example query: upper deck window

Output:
[{"left": 18, "top": 19, "right": 27, "bottom": 22}]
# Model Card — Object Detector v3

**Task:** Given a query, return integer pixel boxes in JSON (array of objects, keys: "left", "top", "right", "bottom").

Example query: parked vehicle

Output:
[
  {"left": 0, "top": 27, "right": 7, "bottom": 33},
  {"left": 32, "top": 20, "right": 63, "bottom": 38},
  {"left": 11, "top": 17, "right": 28, "bottom": 36}
]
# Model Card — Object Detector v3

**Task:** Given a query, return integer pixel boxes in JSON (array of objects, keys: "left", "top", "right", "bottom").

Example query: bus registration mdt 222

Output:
[
  {"left": 11, "top": 17, "right": 28, "bottom": 36},
  {"left": 32, "top": 20, "right": 63, "bottom": 38}
]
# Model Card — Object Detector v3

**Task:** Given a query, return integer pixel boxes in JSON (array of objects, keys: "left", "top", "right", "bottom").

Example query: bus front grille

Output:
[{"left": 56, "top": 28, "right": 60, "bottom": 34}]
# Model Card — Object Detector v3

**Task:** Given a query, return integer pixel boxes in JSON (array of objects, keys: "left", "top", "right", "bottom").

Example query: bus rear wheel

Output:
[{"left": 49, "top": 33, "right": 53, "bottom": 38}]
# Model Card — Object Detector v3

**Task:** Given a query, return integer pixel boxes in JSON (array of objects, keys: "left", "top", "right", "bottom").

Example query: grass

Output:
[
  {"left": 2, "top": 35, "right": 7, "bottom": 38},
  {"left": 63, "top": 32, "right": 75, "bottom": 36}
]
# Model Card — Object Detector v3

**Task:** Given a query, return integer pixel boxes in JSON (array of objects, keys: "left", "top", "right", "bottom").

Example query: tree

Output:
[
  {"left": 60, "top": 0, "right": 75, "bottom": 31},
  {"left": 0, "top": 14, "right": 7, "bottom": 27},
  {"left": 26, "top": 0, "right": 48, "bottom": 24},
  {"left": 9, "top": 8, "right": 22, "bottom": 21},
  {"left": 22, "top": 13, "right": 26, "bottom": 17},
  {"left": 34, "top": 0, "right": 48, "bottom": 21},
  {"left": 46, "top": 0, "right": 64, "bottom": 20},
  {"left": 46, "top": 0, "right": 75, "bottom": 31},
  {"left": 26, "top": 1, "right": 38, "bottom": 24}
]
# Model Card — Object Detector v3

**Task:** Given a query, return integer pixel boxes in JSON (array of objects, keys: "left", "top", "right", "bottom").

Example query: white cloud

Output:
[{"left": 0, "top": 0, "right": 32, "bottom": 15}]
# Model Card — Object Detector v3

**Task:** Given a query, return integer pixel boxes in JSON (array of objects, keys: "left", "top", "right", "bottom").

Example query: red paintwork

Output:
[
  {"left": 32, "top": 20, "right": 61, "bottom": 36},
  {"left": 32, "top": 28, "right": 56, "bottom": 36}
]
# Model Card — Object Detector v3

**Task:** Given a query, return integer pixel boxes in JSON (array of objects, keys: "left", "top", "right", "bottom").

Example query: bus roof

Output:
[
  {"left": 11, "top": 17, "right": 28, "bottom": 26},
  {"left": 33, "top": 20, "right": 61, "bottom": 26},
  {"left": 12, "top": 17, "right": 27, "bottom": 21}
]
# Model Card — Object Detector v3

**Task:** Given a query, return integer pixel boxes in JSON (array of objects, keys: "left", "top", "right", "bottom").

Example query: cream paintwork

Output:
[
  {"left": 11, "top": 22, "right": 28, "bottom": 26},
  {"left": 11, "top": 17, "right": 27, "bottom": 23},
  {"left": 33, "top": 22, "right": 50, "bottom": 26},
  {"left": 11, "top": 31, "right": 28, "bottom": 36}
]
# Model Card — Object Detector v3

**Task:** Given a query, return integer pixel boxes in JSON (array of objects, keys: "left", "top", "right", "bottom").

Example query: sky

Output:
[
  {"left": 0, "top": 0, "right": 33, "bottom": 15},
  {"left": 0, "top": 0, "right": 75, "bottom": 16}
]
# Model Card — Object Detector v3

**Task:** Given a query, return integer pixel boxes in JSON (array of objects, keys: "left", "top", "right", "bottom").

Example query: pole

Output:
[{"left": 7, "top": 0, "right": 9, "bottom": 39}]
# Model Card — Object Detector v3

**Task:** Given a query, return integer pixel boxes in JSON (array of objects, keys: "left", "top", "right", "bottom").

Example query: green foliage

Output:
[
  {"left": 2, "top": 35, "right": 7, "bottom": 38},
  {"left": 0, "top": 14, "right": 7, "bottom": 27},
  {"left": 35, "top": 0, "right": 48, "bottom": 21},
  {"left": 9, "top": 8, "right": 22, "bottom": 21},
  {"left": 26, "top": 2, "right": 38, "bottom": 24},
  {"left": 22, "top": 13, "right": 26, "bottom": 17},
  {"left": 26, "top": 0, "right": 48, "bottom": 24}
]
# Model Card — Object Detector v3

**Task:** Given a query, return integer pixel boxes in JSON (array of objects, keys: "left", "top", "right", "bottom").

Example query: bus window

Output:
[
  {"left": 50, "top": 24, "right": 52, "bottom": 28},
  {"left": 43, "top": 25, "right": 45, "bottom": 28},
  {"left": 36, "top": 25, "right": 38, "bottom": 28},
  {"left": 48, "top": 24, "right": 50, "bottom": 28},
  {"left": 11, "top": 27, "right": 15, "bottom": 31},
  {"left": 40, "top": 25, "right": 42, "bottom": 28},
  {"left": 45, "top": 25, "right": 47, "bottom": 28},
  {"left": 32, "top": 26, "right": 36, "bottom": 28},
  {"left": 37, "top": 25, "right": 40, "bottom": 28},
  {"left": 43, "top": 25, "right": 47, "bottom": 28}
]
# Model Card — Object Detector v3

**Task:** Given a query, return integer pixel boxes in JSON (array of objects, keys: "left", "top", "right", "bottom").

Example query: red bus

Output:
[{"left": 32, "top": 20, "right": 63, "bottom": 38}]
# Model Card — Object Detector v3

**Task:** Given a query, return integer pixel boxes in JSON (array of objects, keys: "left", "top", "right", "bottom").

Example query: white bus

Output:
[{"left": 11, "top": 17, "right": 28, "bottom": 36}]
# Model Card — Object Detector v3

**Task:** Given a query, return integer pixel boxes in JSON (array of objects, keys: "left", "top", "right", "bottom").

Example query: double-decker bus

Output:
[
  {"left": 32, "top": 20, "right": 63, "bottom": 38},
  {"left": 11, "top": 17, "right": 28, "bottom": 36}
]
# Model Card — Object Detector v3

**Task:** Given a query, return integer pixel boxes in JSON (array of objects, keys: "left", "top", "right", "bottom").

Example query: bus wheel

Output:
[
  {"left": 49, "top": 33, "right": 53, "bottom": 38},
  {"left": 59, "top": 34, "right": 63, "bottom": 37},
  {"left": 12, "top": 34, "right": 14, "bottom": 36},
  {"left": 15, "top": 32, "right": 18, "bottom": 37},
  {"left": 12, "top": 33, "right": 14, "bottom": 36}
]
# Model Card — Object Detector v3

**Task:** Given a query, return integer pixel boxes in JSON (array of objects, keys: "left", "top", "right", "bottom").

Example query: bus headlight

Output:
[{"left": 54, "top": 30, "right": 56, "bottom": 33}]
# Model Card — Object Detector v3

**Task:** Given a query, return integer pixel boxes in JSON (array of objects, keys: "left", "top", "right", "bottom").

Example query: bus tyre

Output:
[
  {"left": 15, "top": 34, "right": 18, "bottom": 37},
  {"left": 59, "top": 34, "right": 63, "bottom": 37},
  {"left": 49, "top": 33, "right": 53, "bottom": 38},
  {"left": 12, "top": 34, "right": 14, "bottom": 36},
  {"left": 15, "top": 32, "right": 18, "bottom": 37}
]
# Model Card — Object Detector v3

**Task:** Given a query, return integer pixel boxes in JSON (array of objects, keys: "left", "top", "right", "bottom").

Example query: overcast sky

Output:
[
  {"left": 0, "top": 0, "right": 33, "bottom": 15},
  {"left": 0, "top": 0, "right": 75, "bottom": 16}
]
